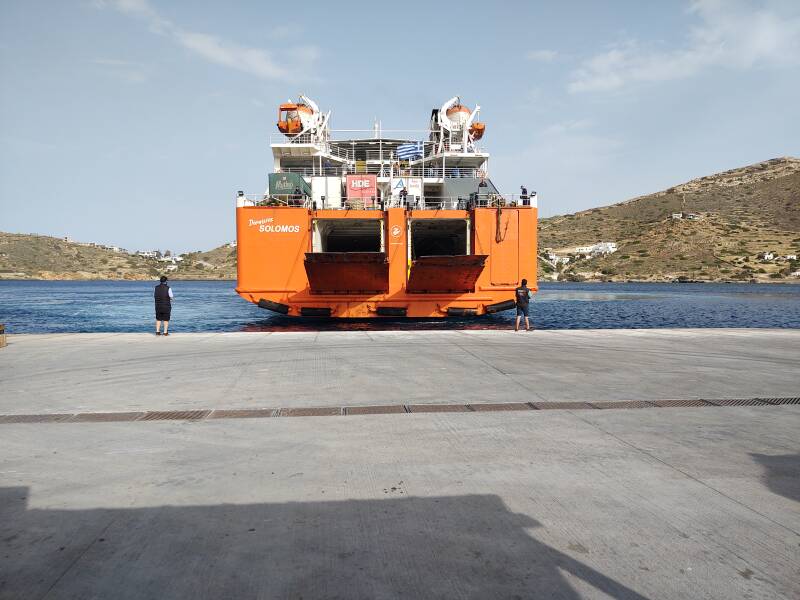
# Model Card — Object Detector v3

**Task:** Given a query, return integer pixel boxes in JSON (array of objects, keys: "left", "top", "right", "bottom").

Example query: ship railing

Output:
[
  {"left": 270, "top": 131, "right": 484, "bottom": 159},
  {"left": 236, "top": 193, "right": 536, "bottom": 210},
  {"left": 394, "top": 195, "right": 536, "bottom": 210},
  {"left": 276, "top": 166, "right": 485, "bottom": 179},
  {"left": 236, "top": 194, "right": 316, "bottom": 209}
]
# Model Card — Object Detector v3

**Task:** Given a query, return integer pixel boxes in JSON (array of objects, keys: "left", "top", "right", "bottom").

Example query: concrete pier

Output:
[{"left": 1, "top": 329, "right": 799, "bottom": 599}]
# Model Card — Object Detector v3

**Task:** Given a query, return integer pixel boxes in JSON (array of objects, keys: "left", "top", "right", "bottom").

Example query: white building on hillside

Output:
[
  {"left": 158, "top": 255, "right": 184, "bottom": 264},
  {"left": 574, "top": 242, "right": 618, "bottom": 256}
]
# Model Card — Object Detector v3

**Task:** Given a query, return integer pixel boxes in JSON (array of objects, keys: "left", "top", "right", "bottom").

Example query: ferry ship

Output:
[{"left": 235, "top": 95, "right": 537, "bottom": 318}]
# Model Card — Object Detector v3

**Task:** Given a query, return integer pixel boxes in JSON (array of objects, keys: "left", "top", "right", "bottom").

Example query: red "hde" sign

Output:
[{"left": 346, "top": 174, "right": 377, "bottom": 199}]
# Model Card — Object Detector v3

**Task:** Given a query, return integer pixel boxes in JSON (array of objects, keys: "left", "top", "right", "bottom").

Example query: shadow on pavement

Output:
[
  {"left": 239, "top": 315, "right": 515, "bottom": 333},
  {"left": 751, "top": 453, "right": 800, "bottom": 503},
  {"left": 1, "top": 487, "right": 649, "bottom": 599}
]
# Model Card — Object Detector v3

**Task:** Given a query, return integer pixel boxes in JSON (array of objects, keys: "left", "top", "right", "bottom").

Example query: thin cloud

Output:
[
  {"left": 174, "top": 31, "right": 289, "bottom": 79},
  {"left": 92, "top": 58, "right": 149, "bottom": 84},
  {"left": 526, "top": 49, "right": 557, "bottom": 62},
  {"left": 569, "top": 0, "right": 800, "bottom": 93},
  {"left": 93, "top": 0, "right": 318, "bottom": 81}
]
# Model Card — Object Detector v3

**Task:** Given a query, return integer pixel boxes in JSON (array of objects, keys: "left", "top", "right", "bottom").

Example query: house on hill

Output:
[
  {"left": 574, "top": 242, "right": 618, "bottom": 256},
  {"left": 671, "top": 212, "right": 700, "bottom": 221}
]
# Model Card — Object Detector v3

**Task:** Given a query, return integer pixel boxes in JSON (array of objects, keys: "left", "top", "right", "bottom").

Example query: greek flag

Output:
[{"left": 395, "top": 142, "right": 423, "bottom": 160}]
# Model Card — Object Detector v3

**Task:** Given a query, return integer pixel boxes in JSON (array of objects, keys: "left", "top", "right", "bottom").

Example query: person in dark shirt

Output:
[
  {"left": 292, "top": 186, "right": 302, "bottom": 206},
  {"left": 154, "top": 276, "right": 173, "bottom": 336},
  {"left": 514, "top": 278, "right": 532, "bottom": 332}
]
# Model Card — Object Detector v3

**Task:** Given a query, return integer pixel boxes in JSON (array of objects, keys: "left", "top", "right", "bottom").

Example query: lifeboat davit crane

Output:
[
  {"left": 277, "top": 94, "right": 330, "bottom": 142},
  {"left": 434, "top": 96, "right": 486, "bottom": 153}
]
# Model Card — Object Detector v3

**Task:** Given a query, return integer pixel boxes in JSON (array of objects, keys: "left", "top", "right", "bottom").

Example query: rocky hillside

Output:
[
  {"left": 539, "top": 157, "right": 800, "bottom": 282},
  {"left": 0, "top": 233, "right": 236, "bottom": 280}
]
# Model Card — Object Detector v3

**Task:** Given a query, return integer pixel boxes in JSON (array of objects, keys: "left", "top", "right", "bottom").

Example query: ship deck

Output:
[{"left": 2, "top": 329, "right": 799, "bottom": 599}]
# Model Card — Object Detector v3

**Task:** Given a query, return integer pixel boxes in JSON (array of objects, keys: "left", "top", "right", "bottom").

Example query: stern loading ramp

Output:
[
  {"left": 305, "top": 219, "right": 388, "bottom": 295},
  {"left": 304, "top": 216, "right": 490, "bottom": 295}
]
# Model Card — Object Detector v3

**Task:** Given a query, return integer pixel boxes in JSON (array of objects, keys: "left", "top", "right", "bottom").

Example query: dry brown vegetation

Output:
[
  {"left": 539, "top": 157, "right": 800, "bottom": 282},
  {"left": 0, "top": 233, "right": 236, "bottom": 280}
]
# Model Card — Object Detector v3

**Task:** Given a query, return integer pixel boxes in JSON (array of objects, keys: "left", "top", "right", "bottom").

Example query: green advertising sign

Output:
[{"left": 269, "top": 172, "right": 311, "bottom": 196}]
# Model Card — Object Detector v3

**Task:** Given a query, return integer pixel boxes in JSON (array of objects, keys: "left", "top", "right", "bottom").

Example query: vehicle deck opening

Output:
[
  {"left": 410, "top": 219, "right": 468, "bottom": 258},
  {"left": 407, "top": 219, "right": 486, "bottom": 293},
  {"left": 306, "top": 219, "right": 388, "bottom": 294},
  {"left": 312, "top": 219, "right": 384, "bottom": 253}
]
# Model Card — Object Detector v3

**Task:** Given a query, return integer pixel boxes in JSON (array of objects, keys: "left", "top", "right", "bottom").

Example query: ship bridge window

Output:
[
  {"left": 312, "top": 219, "right": 384, "bottom": 253},
  {"left": 410, "top": 219, "right": 469, "bottom": 259}
]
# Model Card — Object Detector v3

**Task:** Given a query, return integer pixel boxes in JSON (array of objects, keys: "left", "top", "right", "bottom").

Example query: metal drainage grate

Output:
[
  {"left": 653, "top": 399, "right": 711, "bottom": 408},
  {"left": 531, "top": 402, "right": 595, "bottom": 410},
  {"left": 344, "top": 405, "right": 407, "bottom": 415},
  {"left": 592, "top": 401, "right": 655, "bottom": 410},
  {"left": 0, "top": 413, "right": 74, "bottom": 424},
  {"left": 1, "top": 396, "right": 798, "bottom": 426},
  {"left": 758, "top": 397, "right": 800, "bottom": 405},
  {"left": 468, "top": 402, "right": 533, "bottom": 412},
  {"left": 407, "top": 404, "right": 471, "bottom": 413},
  {"left": 70, "top": 412, "right": 145, "bottom": 422},
  {"left": 208, "top": 408, "right": 277, "bottom": 419},
  {"left": 703, "top": 398, "right": 767, "bottom": 407},
  {"left": 138, "top": 410, "right": 211, "bottom": 421},
  {"left": 278, "top": 407, "right": 343, "bottom": 417}
]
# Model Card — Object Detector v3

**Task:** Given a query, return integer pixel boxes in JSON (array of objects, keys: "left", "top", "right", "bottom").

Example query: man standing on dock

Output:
[
  {"left": 154, "top": 276, "right": 173, "bottom": 336},
  {"left": 514, "top": 278, "right": 532, "bottom": 332}
]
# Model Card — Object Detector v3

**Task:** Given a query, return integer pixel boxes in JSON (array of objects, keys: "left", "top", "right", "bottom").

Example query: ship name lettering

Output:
[{"left": 258, "top": 224, "right": 301, "bottom": 233}]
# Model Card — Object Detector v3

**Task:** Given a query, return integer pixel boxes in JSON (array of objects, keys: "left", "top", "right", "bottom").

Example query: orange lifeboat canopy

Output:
[
  {"left": 469, "top": 122, "right": 486, "bottom": 140},
  {"left": 277, "top": 102, "right": 314, "bottom": 135},
  {"left": 446, "top": 104, "right": 471, "bottom": 126}
]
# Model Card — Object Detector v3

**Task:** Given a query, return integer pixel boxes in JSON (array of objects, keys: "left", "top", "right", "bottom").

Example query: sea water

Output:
[{"left": 1, "top": 280, "right": 798, "bottom": 333}]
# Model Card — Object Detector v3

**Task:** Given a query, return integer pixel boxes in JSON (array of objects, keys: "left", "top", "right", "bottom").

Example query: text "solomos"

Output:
[{"left": 258, "top": 224, "right": 301, "bottom": 233}]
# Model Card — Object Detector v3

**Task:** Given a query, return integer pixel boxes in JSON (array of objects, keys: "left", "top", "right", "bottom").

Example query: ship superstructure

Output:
[{"left": 235, "top": 95, "right": 537, "bottom": 318}]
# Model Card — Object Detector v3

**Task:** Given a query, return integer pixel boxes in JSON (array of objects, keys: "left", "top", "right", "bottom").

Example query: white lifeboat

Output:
[{"left": 445, "top": 104, "right": 471, "bottom": 127}]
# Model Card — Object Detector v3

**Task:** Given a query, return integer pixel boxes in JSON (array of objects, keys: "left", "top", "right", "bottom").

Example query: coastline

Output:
[
  {"left": 1, "top": 275, "right": 797, "bottom": 284},
  {"left": 0, "top": 275, "right": 236, "bottom": 282}
]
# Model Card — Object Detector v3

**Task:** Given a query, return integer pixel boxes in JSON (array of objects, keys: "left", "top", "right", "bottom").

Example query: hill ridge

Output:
[{"left": 539, "top": 157, "right": 800, "bottom": 282}]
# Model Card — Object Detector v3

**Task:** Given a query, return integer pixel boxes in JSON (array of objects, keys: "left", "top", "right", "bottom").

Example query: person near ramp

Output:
[{"left": 514, "top": 278, "right": 532, "bottom": 332}]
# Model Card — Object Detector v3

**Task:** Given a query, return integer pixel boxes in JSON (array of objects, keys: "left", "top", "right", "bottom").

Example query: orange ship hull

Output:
[{"left": 236, "top": 206, "right": 537, "bottom": 318}]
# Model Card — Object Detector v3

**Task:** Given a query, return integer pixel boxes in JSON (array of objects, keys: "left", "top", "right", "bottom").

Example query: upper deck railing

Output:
[
  {"left": 270, "top": 130, "right": 485, "bottom": 160},
  {"left": 276, "top": 166, "right": 485, "bottom": 179},
  {"left": 236, "top": 193, "right": 536, "bottom": 211}
]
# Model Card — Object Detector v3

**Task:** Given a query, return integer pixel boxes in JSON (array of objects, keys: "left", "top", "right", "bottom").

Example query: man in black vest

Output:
[
  {"left": 154, "top": 276, "right": 173, "bottom": 336},
  {"left": 514, "top": 278, "right": 532, "bottom": 332}
]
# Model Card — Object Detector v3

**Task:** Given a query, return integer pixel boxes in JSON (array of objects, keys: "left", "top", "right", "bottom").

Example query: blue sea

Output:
[{"left": 0, "top": 280, "right": 799, "bottom": 333}]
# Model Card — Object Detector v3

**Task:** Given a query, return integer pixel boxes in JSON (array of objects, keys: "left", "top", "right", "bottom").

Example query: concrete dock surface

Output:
[
  {"left": 1, "top": 329, "right": 799, "bottom": 599},
  {"left": 2, "top": 328, "right": 799, "bottom": 414}
]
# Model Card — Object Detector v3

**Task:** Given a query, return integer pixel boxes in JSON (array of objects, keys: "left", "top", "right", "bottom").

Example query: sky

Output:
[{"left": 1, "top": 0, "right": 799, "bottom": 253}]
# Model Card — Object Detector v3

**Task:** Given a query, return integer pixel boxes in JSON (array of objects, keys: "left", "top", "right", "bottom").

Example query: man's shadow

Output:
[
  {"left": 751, "top": 453, "right": 800, "bottom": 503},
  {"left": 1, "top": 487, "right": 649, "bottom": 599}
]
